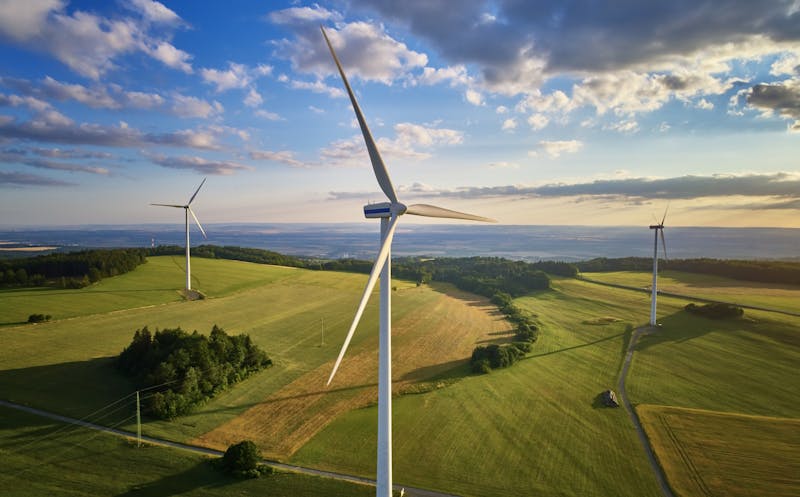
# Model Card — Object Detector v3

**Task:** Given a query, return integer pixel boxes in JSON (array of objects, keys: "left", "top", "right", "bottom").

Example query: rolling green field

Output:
[
  {"left": 637, "top": 405, "right": 800, "bottom": 497},
  {"left": 0, "top": 256, "right": 301, "bottom": 325},
  {"left": 582, "top": 270, "right": 800, "bottom": 314},
  {"left": 3, "top": 257, "right": 799, "bottom": 497},
  {"left": 292, "top": 278, "right": 668, "bottom": 497},
  {"left": 0, "top": 406, "right": 372, "bottom": 497}
]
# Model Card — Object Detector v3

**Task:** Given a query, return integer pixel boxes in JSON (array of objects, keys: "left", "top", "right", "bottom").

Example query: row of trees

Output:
[
  {"left": 0, "top": 249, "right": 147, "bottom": 288},
  {"left": 117, "top": 325, "right": 272, "bottom": 419},
  {"left": 576, "top": 257, "right": 800, "bottom": 286},
  {"left": 470, "top": 291, "right": 541, "bottom": 374}
]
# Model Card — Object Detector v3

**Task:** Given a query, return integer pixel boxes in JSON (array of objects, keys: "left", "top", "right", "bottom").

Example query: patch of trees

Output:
[
  {"left": 391, "top": 257, "right": 564, "bottom": 298},
  {"left": 117, "top": 325, "right": 272, "bottom": 419},
  {"left": 214, "top": 440, "right": 272, "bottom": 478},
  {"left": 470, "top": 291, "right": 540, "bottom": 374},
  {"left": 576, "top": 257, "right": 800, "bottom": 286},
  {"left": 27, "top": 313, "right": 51, "bottom": 323},
  {"left": 0, "top": 249, "right": 146, "bottom": 288},
  {"left": 152, "top": 244, "right": 309, "bottom": 269},
  {"left": 685, "top": 302, "right": 744, "bottom": 319}
]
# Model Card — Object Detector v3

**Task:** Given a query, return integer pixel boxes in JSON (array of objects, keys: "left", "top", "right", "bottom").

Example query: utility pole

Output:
[{"left": 136, "top": 390, "right": 141, "bottom": 448}]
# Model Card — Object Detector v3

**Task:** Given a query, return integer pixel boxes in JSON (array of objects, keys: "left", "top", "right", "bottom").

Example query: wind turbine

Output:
[
  {"left": 151, "top": 178, "right": 207, "bottom": 292},
  {"left": 649, "top": 206, "right": 668, "bottom": 326},
  {"left": 320, "top": 26, "right": 496, "bottom": 497}
]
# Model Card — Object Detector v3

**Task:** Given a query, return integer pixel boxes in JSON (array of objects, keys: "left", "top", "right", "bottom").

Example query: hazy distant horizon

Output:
[{"left": 1, "top": 224, "right": 797, "bottom": 263}]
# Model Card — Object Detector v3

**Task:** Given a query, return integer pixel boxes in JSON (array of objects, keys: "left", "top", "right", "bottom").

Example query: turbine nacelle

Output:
[{"left": 364, "top": 202, "right": 407, "bottom": 219}]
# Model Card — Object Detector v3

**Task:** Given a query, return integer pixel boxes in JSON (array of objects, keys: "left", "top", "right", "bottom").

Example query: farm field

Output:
[
  {"left": 0, "top": 256, "right": 300, "bottom": 325},
  {"left": 0, "top": 256, "right": 510, "bottom": 451},
  {"left": 0, "top": 405, "right": 373, "bottom": 497},
  {"left": 582, "top": 270, "right": 800, "bottom": 314},
  {"left": 3, "top": 257, "right": 799, "bottom": 497},
  {"left": 292, "top": 278, "right": 666, "bottom": 497},
  {"left": 637, "top": 405, "right": 800, "bottom": 497},
  {"left": 626, "top": 307, "right": 800, "bottom": 418}
]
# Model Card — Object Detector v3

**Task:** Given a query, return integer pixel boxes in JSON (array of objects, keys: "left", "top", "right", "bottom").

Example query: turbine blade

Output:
[
  {"left": 660, "top": 228, "right": 668, "bottom": 261},
  {"left": 320, "top": 26, "right": 398, "bottom": 204},
  {"left": 327, "top": 215, "right": 400, "bottom": 386},
  {"left": 188, "top": 207, "right": 207, "bottom": 239},
  {"left": 188, "top": 178, "right": 206, "bottom": 205},
  {"left": 661, "top": 203, "right": 669, "bottom": 226},
  {"left": 406, "top": 204, "right": 497, "bottom": 223},
  {"left": 150, "top": 203, "right": 184, "bottom": 208}
]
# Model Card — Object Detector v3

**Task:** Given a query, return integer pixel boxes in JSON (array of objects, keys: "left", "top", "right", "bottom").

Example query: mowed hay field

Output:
[
  {"left": 583, "top": 270, "right": 800, "bottom": 314},
  {"left": 637, "top": 405, "right": 800, "bottom": 497},
  {"left": 291, "top": 278, "right": 665, "bottom": 497}
]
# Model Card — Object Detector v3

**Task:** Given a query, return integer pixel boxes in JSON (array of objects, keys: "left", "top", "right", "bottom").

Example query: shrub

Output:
[
  {"left": 217, "top": 440, "right": 271, "bottom": 478},
  {"left": 27, "top": 313, "right": 51, "bottom": 323},
  {"left": 685, "top": 302, "right": 744, "bottom": 319}
]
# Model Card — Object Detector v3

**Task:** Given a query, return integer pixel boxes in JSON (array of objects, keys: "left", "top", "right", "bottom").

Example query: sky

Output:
[{"left": 0, "top": 0, "right": 798, "bottom": 228}]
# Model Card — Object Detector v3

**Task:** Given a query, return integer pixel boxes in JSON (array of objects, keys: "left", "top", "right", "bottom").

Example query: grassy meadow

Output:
[
  {"left": 583, "top": 270, "right": 800, "bottom": 314},
  {"left": 0, "top": 405, "right": 373, "bottom": 497}
]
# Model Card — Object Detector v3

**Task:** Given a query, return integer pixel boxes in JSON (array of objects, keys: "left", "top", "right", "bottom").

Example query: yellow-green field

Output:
[
  {"left": 583, "top": 270, "right": 800, "bottom": 314},
  {"left": 291, "top": 278, "right": 667, "bottom": 497},
  {"left": 637, "top": 405, "right": 800, "bottom": 497}
]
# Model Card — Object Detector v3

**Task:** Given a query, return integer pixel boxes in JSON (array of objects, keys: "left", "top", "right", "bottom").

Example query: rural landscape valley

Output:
[
  {"left": 1, "top": 1, "right": 799, "bottom": 496},
  {"left": 1, "top": 246, "right": 798, "bottom": 497}
]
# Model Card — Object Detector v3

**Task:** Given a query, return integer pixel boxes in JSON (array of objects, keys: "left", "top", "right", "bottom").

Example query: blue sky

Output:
[{"left": 0, "top": 0, "right": 798, "bottom": 227}]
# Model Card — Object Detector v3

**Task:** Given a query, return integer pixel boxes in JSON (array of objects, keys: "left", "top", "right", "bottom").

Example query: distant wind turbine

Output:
[
  {"left": 151, "top": 178, "right": 207, "bottom": 291},
  {"left": 320, "top": 26, "right": 496, "bottom": 497},
  {"left": 649, "top": 206, "right": 668, "bottom": 326}
]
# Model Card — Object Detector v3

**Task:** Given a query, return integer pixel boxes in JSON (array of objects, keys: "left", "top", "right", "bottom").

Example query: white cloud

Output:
[
  {"left": 417, "top": 65, "right": 470, "bottom": 87},
  {"left": 604, "top": 120, "right": 640, "bottom": 133},
  {"left": 321, "top": 122, "right": 463, "bottom": 166},
  {"left": 0, "top": 1, "right": 193, "bottom": 79},
  {"left": 254, "top": 109, "right": 281, "bottom": 120},
  {"left": 201, "top": 62, "right": 252, "bottom": 92},
  {"left": 501, "top": 118, "right": 517, "bottom": 131},
  {"left": 144, "top": 152, "right": 252, "bottom": 175},
  {"left": 695, "top": 98, "right": 714, "bottom": 110},
  {"left": 286, "top": 78, "right": 344, "bottom": 98},
  {"left": 464, "top": 88, "right": 484, "bottom": 106},
  {"left": 170, "top": 94, "right": 223, "bottom": 118},
  {"left": 244, "top": 88, "right": 263, "bottom": 108},
  {"left": 496, "top": 105, "right": 508, "bottom": 114},
  {"left": 249, "top": 149, "right": 305, "bottom": 168},
  {"left": 527, "top": 113, "right": 549, "bottom": 130},
  {"left": 128, "top": 0, "right": 181, "bottom": 24},
  {"left": 146, "top": 41, "right": 193, "bottom": 73},
  {"left": 537, "top": 140, "right": 584, "bottom": 158},
  {"left": 271, "top": 14, "right": 428, "bottom": 85}
]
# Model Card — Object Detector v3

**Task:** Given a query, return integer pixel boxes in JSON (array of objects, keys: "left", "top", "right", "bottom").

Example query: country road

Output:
[
  {"left": 0, "top": 400, "right": 459, "bottom": 497},
  {"left": 617, "top": 328, "right": 675, "bottom": 497}
]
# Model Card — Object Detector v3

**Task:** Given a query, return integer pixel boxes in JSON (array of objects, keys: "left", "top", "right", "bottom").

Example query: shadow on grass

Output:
[
  {"left": 522, "top": 332, "right": 625, "bottom": 361},
  {"left": 115, "top": 460, "right": 235, "bottom": 497},
  {"left": 399, "top": 358, "right": 468, "bottom": 382},
  {"left": 634, "top": 309, "right": 736, "bottom": 352},
  {"left": 0, "top": 357, "right": 136, "bottom": 423}
]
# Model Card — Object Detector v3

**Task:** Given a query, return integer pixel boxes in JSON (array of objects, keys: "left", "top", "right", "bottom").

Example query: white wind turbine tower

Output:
[
  {"left": 151, "top": 178, "right": 207, "bottom": 291},
  {"left": 321, "top": 26, "right": 496, "bottom": 497},
  {"left": 649, "top": 207, "right": 668, "bottom": 326}
]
